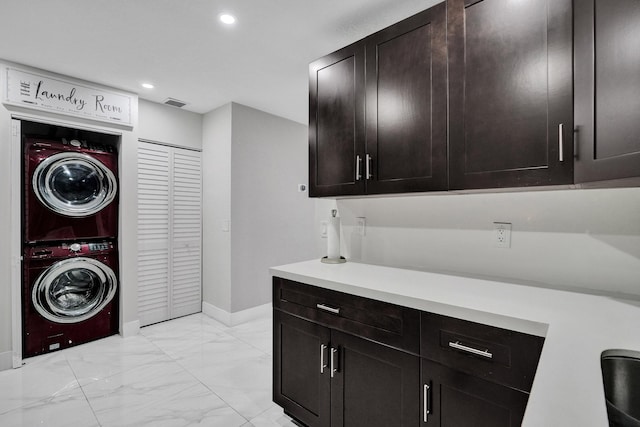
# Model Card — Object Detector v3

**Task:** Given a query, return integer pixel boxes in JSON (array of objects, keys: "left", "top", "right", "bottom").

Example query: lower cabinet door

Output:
[
  {"left": 421, "top": 359, "right": 528, "bottom": 426},
  {"left": 331, "top": 330, "right": 420, "bottom": 427},
  {"left": 274, "top": 310, "right": 331, "bottom": 427},
  {"left": 274, "top": 310, "right": 420, "bottom": 427}
]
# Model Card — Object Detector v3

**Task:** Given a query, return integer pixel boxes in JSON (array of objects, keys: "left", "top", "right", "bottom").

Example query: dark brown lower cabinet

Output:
[
  {"left": 274, "top": 310, "right": 420, "bottom": 427},
  {"left": 421, "top": 359, "right": 528, "bottom": 426},
  {"left": 273, "top": 277, "right": 543, "bottom": 427}
]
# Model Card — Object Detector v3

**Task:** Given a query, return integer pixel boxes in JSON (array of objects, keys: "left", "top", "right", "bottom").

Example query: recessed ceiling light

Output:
[
  {"left": 219, "top": 14, "right": 236, "bottom": 25},
  {"left": 141, "top": 83, "right": 154, "bottom": 89}
]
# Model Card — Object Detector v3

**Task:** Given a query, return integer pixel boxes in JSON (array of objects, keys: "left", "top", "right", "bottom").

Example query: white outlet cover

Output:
[
  {"left": 356, "top": 217, "right": 366, "bottom": 236},
  {"left": 320, "top": 221, "right": 328, "bottom": 238},
  {"left": 493, "top": 222, "right": 512, "bottom": 248}
]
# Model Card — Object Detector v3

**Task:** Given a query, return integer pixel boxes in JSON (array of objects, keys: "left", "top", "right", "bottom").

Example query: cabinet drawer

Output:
[
  {"left": 273, "top": 277, "right": 420, "bottom": 354},
  {"left": 421, "top": 312, "right": 545, "bottom": 392}
]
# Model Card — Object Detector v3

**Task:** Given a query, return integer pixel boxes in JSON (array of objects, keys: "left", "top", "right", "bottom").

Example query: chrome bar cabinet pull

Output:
[
  {"left": 558, "top": 123, "right": 564, "bottom": 162},
  {"left": 424, "top": 383, "right": 431, "bottom": 422},
  {"left": 365, "top": 154, "right": 372, "bottom": 179},
  {"left": 330, "top": 347, "right": 338, "bottom": 378},
  {"left": 355, "top": 155, "right": 362, "bottom": 181},
  {"left": 316, "top": 303, "right": 340, "bottom": 315},
  {"left": 448, "top": 341, "right": 493, "bottom": 359},
  {"left": 320, "top": 344, "right": 328, "bottom": 374}
]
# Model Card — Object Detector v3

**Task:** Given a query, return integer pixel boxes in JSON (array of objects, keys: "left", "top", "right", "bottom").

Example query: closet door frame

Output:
[{"left": 137, "top": 139, "right": 202, "bottom": 327}]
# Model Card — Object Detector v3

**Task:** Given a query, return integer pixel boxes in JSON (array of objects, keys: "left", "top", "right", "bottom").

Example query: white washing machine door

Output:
[
  {"left": 32, "top": 257, "right": 117, "bottom": 323},
  {"left": 33, "top": 152, "right": 117, "bottom": 217}
]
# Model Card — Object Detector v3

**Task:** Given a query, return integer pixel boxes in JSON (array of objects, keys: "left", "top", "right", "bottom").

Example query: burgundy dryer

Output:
[{"left": 22, "top": 241, "right": 119, "bottom": 357}]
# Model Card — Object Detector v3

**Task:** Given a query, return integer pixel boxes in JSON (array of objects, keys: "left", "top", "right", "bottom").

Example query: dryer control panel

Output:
[{"left": 25, "top": 241, "right": 115, "bottom": 259}]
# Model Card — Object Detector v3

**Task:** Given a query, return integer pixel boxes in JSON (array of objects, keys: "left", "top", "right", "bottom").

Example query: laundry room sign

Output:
[{"left": 3, "top": 67, "right": 134, "bottom": 126}]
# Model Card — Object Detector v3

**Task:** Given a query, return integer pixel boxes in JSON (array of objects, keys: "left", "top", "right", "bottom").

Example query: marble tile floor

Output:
[{"left": 0, "top": 311, "right": 298, "bottom": 427}]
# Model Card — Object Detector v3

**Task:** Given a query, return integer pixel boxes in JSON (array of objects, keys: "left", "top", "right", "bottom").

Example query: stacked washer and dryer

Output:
[{"left": 22, "top": 122, "right": 120, "bottom": 358}]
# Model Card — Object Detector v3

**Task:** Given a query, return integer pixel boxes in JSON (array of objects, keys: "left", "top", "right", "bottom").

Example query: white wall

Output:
[
  {"left": 202, "top": 104, "right": 233, "bottom": 312},
  {"left": 325, "top": 188, "right": 640, "bottom": 298},
  {"left": 202, "top": 102, "right": 317, "bottom": 316},
  {"left": 138, "top": 99, "right": 202, "bottom": 149},
  {"left": 230, "top": 103, "right": 317, "bottom": 312},
  {"left": 118, "top": 108, "right": 140, "bottom": 331},
  {"left": 0, "top": 75, "right": 16, "bottom": 364}
]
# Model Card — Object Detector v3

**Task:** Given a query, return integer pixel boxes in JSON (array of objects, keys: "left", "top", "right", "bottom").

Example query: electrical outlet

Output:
[
  {"left": 356, "top": 217, "right": 366, "bottom": 236},
  {"left": 320, "top": 221, "right": 328, "bottom": 238},
  {"left": 494, "top": 222, "right": 512, "bottom": 248}
]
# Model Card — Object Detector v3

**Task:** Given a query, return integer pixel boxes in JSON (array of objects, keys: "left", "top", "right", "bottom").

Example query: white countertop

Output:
[{"left": 270, "top": 260, "right": 640, "bottom": 427}]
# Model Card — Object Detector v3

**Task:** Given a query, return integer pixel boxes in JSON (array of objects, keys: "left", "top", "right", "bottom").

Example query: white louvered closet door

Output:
[
  {"left": 137, "top": 141, "right": 202, "bottom": 327},
  {"left": 170, "top": 150, "right": 202, "bottom": 318},
  {"left": 137, "top": 143, "right": 171, "bottom": 326}
]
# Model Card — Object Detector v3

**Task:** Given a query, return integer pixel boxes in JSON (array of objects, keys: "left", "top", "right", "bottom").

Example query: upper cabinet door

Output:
[
  {"left": 309, "top": 44, "right": 366, "bottom": 197},
  {"left": 448, "top": 0, "right": 574, "bottom": 190},
  {"left": 365, "top": 3, "right": 448, "bottom": 194},
  {"left": 574, "top": 0, "right": 640, "bottom": 183}
]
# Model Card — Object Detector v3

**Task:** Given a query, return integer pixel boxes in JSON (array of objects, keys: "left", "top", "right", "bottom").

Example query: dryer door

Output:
[
  {"left": 32, "top": 152, "right": 117, "bottom": 217},
  {"left": 32, "top": 257, "right": 117, "bottom": 323}
]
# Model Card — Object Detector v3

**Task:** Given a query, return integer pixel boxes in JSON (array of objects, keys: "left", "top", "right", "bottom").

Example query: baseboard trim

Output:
[
  {"left": 0, "top": 350, "right": 14, "bottom": 372},
  {"left": 121, "top": 320, "right": 140, "bottom": 338},
  {"left": 202, "top": 302, "right": 231, "bottom": 325},
  {"left": 202, "top": 301, "right": 271, "bottom": 327}
]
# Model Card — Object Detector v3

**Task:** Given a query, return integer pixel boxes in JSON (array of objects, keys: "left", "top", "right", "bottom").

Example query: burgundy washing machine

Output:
[
  {"left": 23, "top": 241, "right": 119, "bottom": 358},
  {"left": 24, "top": 137, "right": 118, "bottom": 243}
]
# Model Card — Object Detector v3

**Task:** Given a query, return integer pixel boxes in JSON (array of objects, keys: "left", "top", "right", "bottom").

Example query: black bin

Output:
[{"left": 601, "top": 349, "right": 640, "bottom": 427}]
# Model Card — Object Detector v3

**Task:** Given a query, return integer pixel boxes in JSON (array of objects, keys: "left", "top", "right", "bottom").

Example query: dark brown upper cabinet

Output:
[
  {"left": 574, "top": 0, "right": 640, "bottom": 183},
  {"left": 310, "top": 0, "right": 639, "bottom": 197},
  {"left": 309, "top": 3, "right": 447, "bottom": 197},
  {"left": 309, "top": 44, "right": 365, "bottom": 197},
  {"left": 447, "top": 0, "right": 574, "bottom": 190},
  {"left": 365, "top": 3, "right": 448, "bottom": 194}
]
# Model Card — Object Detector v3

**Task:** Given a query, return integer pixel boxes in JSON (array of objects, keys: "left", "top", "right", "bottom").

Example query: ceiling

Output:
[{"left": 0, "top": 0, "right": 440, "bottom": 125}]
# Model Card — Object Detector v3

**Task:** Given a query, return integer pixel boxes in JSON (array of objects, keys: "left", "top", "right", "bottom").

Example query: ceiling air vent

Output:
[{"left": 163, "top": 98, "right": 188, "bottom": 108}]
